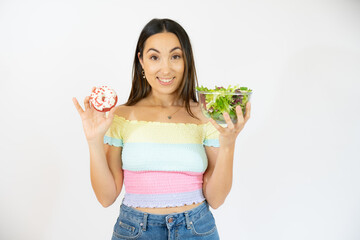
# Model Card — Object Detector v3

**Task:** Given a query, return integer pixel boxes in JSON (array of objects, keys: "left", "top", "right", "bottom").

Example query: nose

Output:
[{"left": 160, "top": 59, "right": 171, "bottom": 75}]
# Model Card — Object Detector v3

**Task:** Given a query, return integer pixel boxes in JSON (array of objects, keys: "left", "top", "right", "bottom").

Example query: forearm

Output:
[
  {"left": 88, "top": 139, "right": 117, "bottom": 207},
  {"left": 205, "top": 144, "right": 235, "bottom": 208}
]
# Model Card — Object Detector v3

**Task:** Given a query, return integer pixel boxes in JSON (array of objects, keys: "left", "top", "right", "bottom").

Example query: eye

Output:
[
  {"left": 172, "top": 55, "right": 181, "bottom": 60},
  {"left": 150, "top": 55, "right": 158, "bottom": 61}
]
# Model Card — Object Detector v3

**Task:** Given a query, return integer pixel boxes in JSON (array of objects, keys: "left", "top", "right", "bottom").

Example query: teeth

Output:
[{"left": 158, "top": 77, "right": 173, "bottom": 83}]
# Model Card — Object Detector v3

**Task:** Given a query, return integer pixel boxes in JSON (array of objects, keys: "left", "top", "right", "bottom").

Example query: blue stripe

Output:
[
  {"left": 122, "top": 142, "right": 208, "bottom": 172},
  {"left": 104, "top": 135, "right": 123, "bottom": 147},
  {"left": 203, "top": 139, "right": 220, "bottom": 147},
  {"left": 123, "top": 189, "right": 205, "bottom": 208}
]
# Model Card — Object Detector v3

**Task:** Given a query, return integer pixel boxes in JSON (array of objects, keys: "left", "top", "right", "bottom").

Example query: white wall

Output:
[{"left": 1, "top": 0, "right": 359, "bottom": 239}]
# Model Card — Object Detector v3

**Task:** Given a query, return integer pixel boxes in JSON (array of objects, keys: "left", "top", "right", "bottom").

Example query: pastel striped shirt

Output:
[{"left": 103, "top": 115, "right": 220, "bottom": 208}]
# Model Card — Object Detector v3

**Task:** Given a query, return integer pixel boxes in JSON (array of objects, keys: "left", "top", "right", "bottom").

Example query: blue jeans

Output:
[{"left": 111, "top": 200, "right": 220, "bottom": 240}]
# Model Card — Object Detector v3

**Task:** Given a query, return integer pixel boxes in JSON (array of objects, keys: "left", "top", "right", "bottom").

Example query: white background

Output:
[{"left": 1, "top": 0, "right": 360, "bottom": 239}]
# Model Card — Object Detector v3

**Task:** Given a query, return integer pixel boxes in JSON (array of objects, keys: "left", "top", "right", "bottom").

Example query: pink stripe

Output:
[{"left": 124, "top": 170, "right": 204, "bottom": 194}]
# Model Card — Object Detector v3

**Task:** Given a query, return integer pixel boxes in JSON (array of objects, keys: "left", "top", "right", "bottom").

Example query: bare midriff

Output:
[{"left": 134, "top": 201, "right": 205, "bottom": 214}]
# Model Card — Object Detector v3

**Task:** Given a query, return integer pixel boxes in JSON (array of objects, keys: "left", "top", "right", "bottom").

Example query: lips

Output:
[{"left": 157, "top": 77, "right": 175, "bottom": 85}]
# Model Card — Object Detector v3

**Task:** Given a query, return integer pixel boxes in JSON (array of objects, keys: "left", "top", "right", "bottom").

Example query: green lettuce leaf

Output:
[{"left": 196, "top": 85, "right": 253, "bottom": 123}]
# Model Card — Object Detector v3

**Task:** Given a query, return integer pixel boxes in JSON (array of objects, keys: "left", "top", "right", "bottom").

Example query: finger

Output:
[
  {"left": 244, "top": 102, "right": 251, "bottom": 123},
  {"left": 72, "top": 97, "right": 84, "bottom": 115},
  {"left": 223, "top": 112, "right": 235, "bottom": 129},
  {"left": 209, "top": 117, "right": 224, "bottom": 132},
  {"left": 107, "top": 106, "right": 117, "bottom": 120},
  {"left": 235, "top": 105, "right": 245, "bottom": 124},
  {"left": 84, "top": 96, "right": 91, "bottom": 110},
  {"left": 87, "top": 86, "right": 96, "bottom": 110}
]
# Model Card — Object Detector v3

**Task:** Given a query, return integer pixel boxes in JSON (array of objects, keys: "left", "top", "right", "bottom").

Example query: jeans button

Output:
[{"left": 168, "top": 218, "right": 173, "bottom": 223}]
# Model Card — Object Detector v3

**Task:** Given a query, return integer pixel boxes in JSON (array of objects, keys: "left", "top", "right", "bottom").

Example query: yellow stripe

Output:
[
  {"left": 118, "top": 115, "right": 204, "bottom": 144},
  {"left": 105, "top": 115, "right": 220, "bottom": 144}
]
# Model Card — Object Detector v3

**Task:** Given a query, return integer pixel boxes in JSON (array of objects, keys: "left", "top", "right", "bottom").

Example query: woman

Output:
[{"left": 73, "top": 18, "right": 250, "bottom": 240}]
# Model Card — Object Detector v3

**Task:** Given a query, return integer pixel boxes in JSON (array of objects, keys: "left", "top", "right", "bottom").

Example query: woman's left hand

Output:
[{"left": 209, "top": 102, "right": 251, "bottom": 147}]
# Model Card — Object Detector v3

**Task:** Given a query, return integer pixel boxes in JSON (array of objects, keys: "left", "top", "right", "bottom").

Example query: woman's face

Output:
[{"left": 138, "top": 32, "right": 185, "bottom": 96}]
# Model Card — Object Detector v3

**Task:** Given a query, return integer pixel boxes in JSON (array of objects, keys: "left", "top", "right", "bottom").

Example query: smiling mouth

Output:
[{"left": 157, "top": 77, "right": 175, "bottom": 83}]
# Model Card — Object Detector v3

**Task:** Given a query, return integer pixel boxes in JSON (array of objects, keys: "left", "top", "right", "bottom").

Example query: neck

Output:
[{"left": 146, "top": 92, "right": 183, "bottom": 107}]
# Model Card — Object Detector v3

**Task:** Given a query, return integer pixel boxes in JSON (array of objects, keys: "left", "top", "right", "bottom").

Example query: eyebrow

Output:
[{"left": 146, "top": 47, "right": 182, "bottom": 54}]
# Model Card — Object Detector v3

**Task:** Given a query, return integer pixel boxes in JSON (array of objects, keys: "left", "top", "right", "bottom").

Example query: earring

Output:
[{"left": 142, "top": 70, "right": 146, "bottom": 79}]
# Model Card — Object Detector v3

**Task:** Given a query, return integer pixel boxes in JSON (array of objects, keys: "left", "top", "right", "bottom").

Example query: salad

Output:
[{"left": 196, "top": 85, "right": 253, "bottom": 124}]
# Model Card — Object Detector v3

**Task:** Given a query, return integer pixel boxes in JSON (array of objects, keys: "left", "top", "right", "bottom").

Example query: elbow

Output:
[
  {"left": 211, "top": 203, "right": 223, "bottom": 210},
  {"left": 100, "top": 200, "right": 116, "bottom": 208},
  {"left": 98, "top": 197, "right": 116, "bottom": 208},
  {"left": 95, "top": 190, "right": 120, "bottom": 208},
  {"left": 205, "top": 190, "right": 229, "bottom": 209},
  {"left": 209, "top": 204, "right": 218, "bottom": 210},
  {"left": 208, "top": 199, "right": 225, "bottom": 210},
  {"left": 100, "top": 201, "right": 113, "bottom": 208}
]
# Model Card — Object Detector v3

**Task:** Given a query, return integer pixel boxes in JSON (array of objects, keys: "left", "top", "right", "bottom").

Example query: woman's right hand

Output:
[{"left": 72, "top": 87, "right": 117, "bottom": 143}]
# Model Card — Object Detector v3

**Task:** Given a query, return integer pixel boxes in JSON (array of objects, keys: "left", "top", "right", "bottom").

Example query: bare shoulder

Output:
[
  {"left": 113, "top": 104, "right": 133, "bottom": 119},
  {"left": 113, "top": 100, "right": 209, "bottom": 124},
  {"left": 189, "top": 100, "right": 209, "bottom": 124}
]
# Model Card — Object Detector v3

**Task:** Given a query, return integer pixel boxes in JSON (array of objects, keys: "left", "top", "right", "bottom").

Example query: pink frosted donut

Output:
[{"left": 90, "top": 86, "right": 117, "bottom": 112}]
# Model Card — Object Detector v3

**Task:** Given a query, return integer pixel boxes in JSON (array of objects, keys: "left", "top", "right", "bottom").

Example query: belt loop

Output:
[
  {"left": 184, "top": 211, "right": 191, "bottom": 230},
  {"left": 140, "top": 213, "right": 148, "bottom": 231}
]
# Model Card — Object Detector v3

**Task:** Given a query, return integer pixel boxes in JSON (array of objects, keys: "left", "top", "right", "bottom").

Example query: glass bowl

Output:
[{"left": 197, "top": 89, "right": 252, "bottom": 124}]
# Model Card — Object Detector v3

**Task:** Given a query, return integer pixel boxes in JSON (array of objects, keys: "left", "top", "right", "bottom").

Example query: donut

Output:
[{"left": 90, "top": 86, "right": 118, "bottom": 112}]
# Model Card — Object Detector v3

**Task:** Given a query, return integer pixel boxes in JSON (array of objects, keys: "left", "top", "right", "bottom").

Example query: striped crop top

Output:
[{"left": 103, "top": 115, "right": 220, "bottom": 208}]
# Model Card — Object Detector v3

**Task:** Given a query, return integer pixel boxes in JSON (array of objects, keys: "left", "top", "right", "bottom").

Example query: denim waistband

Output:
[{"left": 119, "top": 200, "right": 210, "bottom": 231}]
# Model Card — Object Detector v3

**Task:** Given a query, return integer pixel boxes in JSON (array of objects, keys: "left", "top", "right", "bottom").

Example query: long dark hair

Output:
[{"left": 125, "top": 18, "right": 199, "bottom": 120}]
